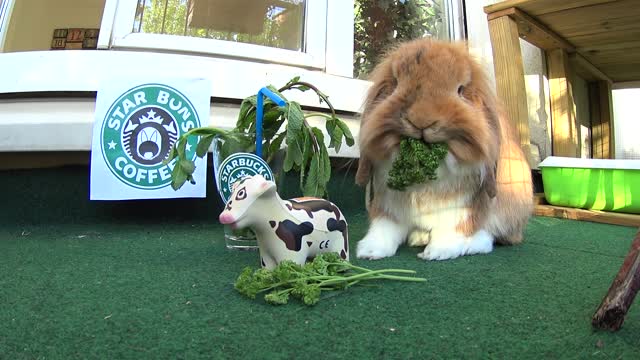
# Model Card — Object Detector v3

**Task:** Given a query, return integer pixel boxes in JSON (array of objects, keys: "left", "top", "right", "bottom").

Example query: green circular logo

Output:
[
  {"left": 100, "top": 84, "right": 200, "bottom": 189},
  {"left": 216, "top": 152, "right": 274, "bottom": 203}
]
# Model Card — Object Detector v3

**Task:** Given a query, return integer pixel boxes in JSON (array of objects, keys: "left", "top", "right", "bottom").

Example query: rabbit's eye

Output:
[{"left": 457, "top": 85, "right": 465, "bottom": 96}]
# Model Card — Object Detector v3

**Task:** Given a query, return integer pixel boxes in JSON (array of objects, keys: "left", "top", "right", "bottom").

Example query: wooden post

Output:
[
  {"left": 599, "top": 81, "right": 614, "bottom": 159},
  {"left": 487, "top": 15, "right": 534, "bottom": 165},
  {"left": 589, "top": 83, "right": 603, "bottom": 158},
  {"left": 589, "top": 81, "right": 615, "bottom": 159},
  {"left": 547, "top": 48, "right": 579, "bottom": 157}
]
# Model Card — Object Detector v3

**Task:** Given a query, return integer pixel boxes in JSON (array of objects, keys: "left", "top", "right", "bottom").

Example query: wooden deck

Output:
[
  {"left": 534, "top": 193, "right": 640, "bottom": 227},
  {"left": 484, "top": 0, "right": 640, "bottom": 161},
  {"left": 485, "top": 0, "right": 640, "bottom": 82}
]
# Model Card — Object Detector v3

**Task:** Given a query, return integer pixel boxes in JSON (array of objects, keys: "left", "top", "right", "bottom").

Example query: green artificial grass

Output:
[{"left": 1, "top": 165, "right": 639, "bottom": 359}]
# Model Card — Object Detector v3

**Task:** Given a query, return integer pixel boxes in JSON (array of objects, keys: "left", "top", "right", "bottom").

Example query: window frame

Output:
[
  {"left": 0, "top": 0, "right": 16, "bottom": 50},
  {"left": 447, "top": 0, "right": 466, "bottom": 41},
  {"left": 106, "top": 0, "right": 330, "bottom": 71},
  {"left": 0, "top": 0, "right": 466, "bottom": 155},
  {"left": 0, "top": 0, "right": 465, "bottom": 101}
]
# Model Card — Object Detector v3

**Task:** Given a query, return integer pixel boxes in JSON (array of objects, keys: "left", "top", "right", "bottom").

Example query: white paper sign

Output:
[{"left": 90, "top": 77, "right": 210, "bottom": 200}]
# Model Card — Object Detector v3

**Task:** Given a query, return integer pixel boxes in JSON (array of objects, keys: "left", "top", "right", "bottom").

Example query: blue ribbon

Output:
[{"left": 255, "top": 87, "right": 286, "bottom": 157}]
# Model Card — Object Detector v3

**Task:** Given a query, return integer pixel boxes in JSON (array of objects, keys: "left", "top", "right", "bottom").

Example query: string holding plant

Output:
[{"left": 164, "top": 77, "right": 354, "bottom": 198}]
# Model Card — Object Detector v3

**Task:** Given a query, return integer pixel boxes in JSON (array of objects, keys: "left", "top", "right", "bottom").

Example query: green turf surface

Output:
[{"left": 1, "top": 166, "right": 639, "bottom": 359}]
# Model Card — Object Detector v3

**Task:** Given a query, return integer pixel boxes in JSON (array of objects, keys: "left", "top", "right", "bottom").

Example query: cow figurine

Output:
[{"left": 218, "top": 175, "right": 349, "bottom": 269}]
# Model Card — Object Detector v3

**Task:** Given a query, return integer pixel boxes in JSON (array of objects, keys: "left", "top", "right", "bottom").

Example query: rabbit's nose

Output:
[
  {"left": 400, "top": 118, "right": 422, "bottom": 138},
  {"left": 422, "top": 126, "right": 447, "bottom": 143}
]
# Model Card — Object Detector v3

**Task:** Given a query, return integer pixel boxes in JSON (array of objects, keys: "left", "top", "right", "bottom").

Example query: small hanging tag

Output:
[{"left": 216, "top": 152, "right": 275, "bottom": 203}]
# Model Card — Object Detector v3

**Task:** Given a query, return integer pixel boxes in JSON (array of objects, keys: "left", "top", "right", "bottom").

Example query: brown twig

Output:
[{"left": 592, "top": 228, "right": 640, "bottom": 331}]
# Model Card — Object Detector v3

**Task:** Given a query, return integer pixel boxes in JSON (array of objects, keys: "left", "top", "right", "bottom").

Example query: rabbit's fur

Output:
[{"left": 356, "top": 39, "right": 533, "bottom": 261}]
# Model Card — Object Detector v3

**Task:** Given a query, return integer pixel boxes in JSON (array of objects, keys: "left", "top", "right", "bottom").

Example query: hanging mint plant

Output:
[{"left": 164, "top": 77, "right": 354, "bottom": 198}]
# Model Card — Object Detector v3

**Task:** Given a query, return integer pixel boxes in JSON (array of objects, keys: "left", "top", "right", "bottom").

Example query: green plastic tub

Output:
[{"left": 539, "top": 156, "right": 640, "bottom": 214}]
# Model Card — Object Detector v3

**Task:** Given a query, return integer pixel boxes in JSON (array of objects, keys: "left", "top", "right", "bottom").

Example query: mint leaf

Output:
[
  {"left": 335, "top": 118, "right": 355, "bottom": 147},
  {"left": 164, "top": 142, "right": 178, "bottom": 165},
  {"left": 268, "top": 131, "right": 287, "bottom": 158},
  {"left": 284, "top": 102, "right": 305, "bottom": 169},
  {"left": 299, "top": 129, "right": 312, "bottom": 190},
  {"left": 284, "top": 76, "right": 300, "bottom": 88},
  {"left": 179, "top": 159, "right": 196, "bottom": 175},
  {"left": 176, "top": 138, "right": 187, "bottom": 158},
  {"left": 236, "top": 97, "right": 256, "bottom": 130},
  {"left": 286, "top": 102, "right": 304, "bottom": 133},
  {"left": 196, "top": 134, "right": 214, "bottom": 157},
  {"left": 171, "top": 164, "right": 188, "bottom": 191},
  {"left": 303, "top": 155, "right": 321, "bottom": 196},
  {"left": 326, "top": 120, "right": 344, "bottom": 153}
]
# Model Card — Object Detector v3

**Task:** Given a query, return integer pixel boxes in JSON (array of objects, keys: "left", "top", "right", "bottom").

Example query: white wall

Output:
[
  {"left": 4, "top": 0, "right": 105, "bottom": 52},
  {"left": 613, "top": 89, "right": 640, "bottom": 159}
]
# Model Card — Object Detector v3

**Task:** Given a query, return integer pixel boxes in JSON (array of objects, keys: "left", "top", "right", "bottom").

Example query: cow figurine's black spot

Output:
[
  {"left": 327, "top": 217, "right": 349, "bottom": 255},
  {"left": 287, "top": 199, "right": 341, "bottom": 220},
  {"left": 275, "top": 220, "right": 314, "bottom": 251}
]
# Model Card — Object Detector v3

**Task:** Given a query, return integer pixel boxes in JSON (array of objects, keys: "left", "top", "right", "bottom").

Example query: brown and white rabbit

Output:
[{"left": 355, "top": 38, "right": 533, "bottom": 261}]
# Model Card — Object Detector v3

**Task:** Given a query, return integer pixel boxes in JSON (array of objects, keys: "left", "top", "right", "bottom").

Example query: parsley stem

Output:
[
  {"left": 318, "top": 269, "right": 426, "bottom": 287},
  {"left": 339, "top": 262, "right": 418, "bottom": 275}
]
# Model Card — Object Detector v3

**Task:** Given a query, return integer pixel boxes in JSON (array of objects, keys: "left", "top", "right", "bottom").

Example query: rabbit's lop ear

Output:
[
  {"left": 356, "top": 157, "right": 372, "bottom": 186},
  {"left": 483, "top": 162, "right": 498, "bottom": 199},
  {"left": 364, "top": 59, "right": 396, "bottom": 107},
  {"left": 356, "top": 57, "right": 396, "bottom": 187}
]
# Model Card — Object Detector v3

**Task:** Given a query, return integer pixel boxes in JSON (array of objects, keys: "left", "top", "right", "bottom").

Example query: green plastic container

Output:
[{"left": 539, "top": 156, "right": 640, "bottom": 214}]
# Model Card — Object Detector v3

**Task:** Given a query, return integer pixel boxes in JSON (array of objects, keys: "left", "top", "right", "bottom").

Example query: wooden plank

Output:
[
  {"left": 538, "top": 0, "right": 640, "bottom": 39},
  {"left": 484, "top": 0, "right": 617, "bottom": 17},
  {"left": 547, "top": 49, "right": 579, "bottom": 157},
  {"left": 570, "top": 53, "right": 612, "bottom": 83},
  {"left": 613, "top": 81, "right": 640, "bottom": 90},
  {"left": 488, "top": 8, "right": 574, "bottom": 51},
  {"left": 581, "top": 47, "right": 640, "bottom": 66},
  {"left": 570, "top": 28, "right": 640, "bottom": 49},
  {"left": 534, "top": 193, "right": 548, "bottom": 205},
  {"left": 487, "top": 15, "right": 533, "bottom": 163},
  {"left": 598, "top": 64, "right": 640, "bottom": 83},
  {"left": 535, "top": 205, "right": 640, "bottom": 227},
  {"left": 549, "top": 17, "right": 640, "bottom": 40},
  {"left": 578, "top": 40, "right": 640, "bottom": 53}
]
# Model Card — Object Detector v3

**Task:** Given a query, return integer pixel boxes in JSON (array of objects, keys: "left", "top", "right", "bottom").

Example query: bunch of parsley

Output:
[
  {"left": 234, "top": 253, "right": 426, "bottom": 306},
  {"left": 387, "top": 137, "right": 448, "bottom": 191}
]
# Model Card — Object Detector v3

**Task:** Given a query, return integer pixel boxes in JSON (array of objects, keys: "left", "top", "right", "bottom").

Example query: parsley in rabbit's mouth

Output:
[{"left": 387, "top": 137, "right": 448, "bottom": 191}]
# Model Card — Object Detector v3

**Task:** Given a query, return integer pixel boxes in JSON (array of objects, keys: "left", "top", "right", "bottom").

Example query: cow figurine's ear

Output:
[
  {"left": 231, "top": 176, "right": 251, "bottom": 192},
  {"left": 231, "top": 181, "right": 241, "bottom": 192},
  {"left": 257, "top": 176, "right": 276, "bottom": 195}
]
